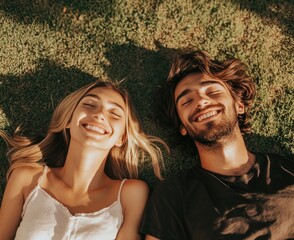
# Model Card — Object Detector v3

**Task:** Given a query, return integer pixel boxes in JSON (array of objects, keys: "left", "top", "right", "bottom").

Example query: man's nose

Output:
[{"left": 195, "top": 93, "right": 210, "bottom": 108}]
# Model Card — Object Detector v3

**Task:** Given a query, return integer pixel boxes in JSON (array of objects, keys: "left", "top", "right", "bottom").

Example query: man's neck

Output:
[{"left": 196, "top": 132, "right": 255, "bottom": 176}]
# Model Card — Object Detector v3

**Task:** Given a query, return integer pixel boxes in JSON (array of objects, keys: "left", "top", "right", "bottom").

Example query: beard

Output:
[{"left": 184, "top": 104, "right": 239, "bottom": 146}]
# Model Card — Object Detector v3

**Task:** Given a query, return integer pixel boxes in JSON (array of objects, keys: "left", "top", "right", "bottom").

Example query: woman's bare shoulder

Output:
[
  {"left": 9, "top": 165, "right": 45, "bottom": 197},
  {"left": 116, "top": 179, "right": 149, "bottom": 240},
  {"left": 123, "top": 179, "right": 148, "bottom": 192},
  {"left": 10, "top": 165, "right": 44, "bottom": 181},
  {"left": 120, "top": 179, "right": 149, "bottom": 204}
]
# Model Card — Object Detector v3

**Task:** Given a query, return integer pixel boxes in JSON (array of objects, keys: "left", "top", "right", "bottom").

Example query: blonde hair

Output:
[{"left": 1, "top": 81, "right": 167, "bottom": 180}]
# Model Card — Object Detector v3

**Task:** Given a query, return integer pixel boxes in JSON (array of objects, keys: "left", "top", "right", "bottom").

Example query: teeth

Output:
[
  {"left": 197, "top": 110, "right": 218, "bottom": 122},
  {"left": 85, "top": 124, "right": 106, "bottom": 134}
]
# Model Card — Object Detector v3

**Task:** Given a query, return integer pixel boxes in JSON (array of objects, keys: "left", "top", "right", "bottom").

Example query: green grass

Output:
[{"left": 0, "top": 0, "right": 293, "bottom": 200}]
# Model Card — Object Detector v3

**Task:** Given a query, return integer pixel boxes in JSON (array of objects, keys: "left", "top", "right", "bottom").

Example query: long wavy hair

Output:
[
  {"left": 163, "top": 50, "right": 256, "bottom": 134},
  {"left": 1, "top": 81, "right": 167, "bottom": 180}
]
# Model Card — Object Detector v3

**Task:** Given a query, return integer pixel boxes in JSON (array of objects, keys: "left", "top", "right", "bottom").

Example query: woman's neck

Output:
[{"left": 56, "top": 142, "right": 111, "bottom": 194}]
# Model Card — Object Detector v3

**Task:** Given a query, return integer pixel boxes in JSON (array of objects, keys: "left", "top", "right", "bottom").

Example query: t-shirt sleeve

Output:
[
  {"left": 280, "top": 155, "right": 294, "bottom": 175},
  {"left": 140, "top": 181, "right": 187, "bottom": 240},
  {"left": 269, "top": 153, "right": 294, "bottom": 179}
]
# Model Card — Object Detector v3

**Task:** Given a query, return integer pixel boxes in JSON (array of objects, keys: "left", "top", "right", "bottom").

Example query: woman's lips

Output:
[{"left": 83, "top": 124, "right": 108, "bottom": 134}]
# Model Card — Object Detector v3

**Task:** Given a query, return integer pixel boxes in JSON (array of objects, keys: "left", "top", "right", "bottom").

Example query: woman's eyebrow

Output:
[{"left": 84, "top": 94, "right": 125, "bottom": 111}]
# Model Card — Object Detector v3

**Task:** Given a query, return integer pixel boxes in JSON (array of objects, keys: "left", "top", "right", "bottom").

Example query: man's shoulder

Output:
[
  {"left": 256, "top": 151, "right": 291, "bottom": 160},
  {"left": 256, "top": 152, "right": 294, "bottom": 179},
  {"left": 153, "top": 166, "right": 202, "bottom": 194},
  {"left": 163, "top": 166, "right": 200, "bottom": 183},
  {"left": 256, "top": 152, "right": 293, "bottom": 167}
]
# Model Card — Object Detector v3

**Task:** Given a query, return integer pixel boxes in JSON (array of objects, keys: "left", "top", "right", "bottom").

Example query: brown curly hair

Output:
[{"left": 162, "top": 50, "right": 256, "bottom": 134}]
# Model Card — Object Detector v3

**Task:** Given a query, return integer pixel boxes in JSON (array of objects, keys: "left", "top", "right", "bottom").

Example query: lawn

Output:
[{"left": 0, "top": 0, "right": 293, "bottom": 200}]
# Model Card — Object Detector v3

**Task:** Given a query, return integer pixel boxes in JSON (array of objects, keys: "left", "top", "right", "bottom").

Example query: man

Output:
[{"left": 141, "top": 50, "right": 294, "bottom": 239}]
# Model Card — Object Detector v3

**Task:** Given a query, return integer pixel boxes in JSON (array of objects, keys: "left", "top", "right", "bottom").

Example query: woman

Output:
[{"left": 0, "top": 81, "right": 166, "bottom": 239}]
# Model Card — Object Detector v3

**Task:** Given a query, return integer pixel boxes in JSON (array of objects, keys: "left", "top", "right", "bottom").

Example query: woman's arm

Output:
[
  {"left": 116, "top": 179, "right": 149, "bottom": 240},
  {"left": 0, "top": 167, "right": 42, "bottom": 240}
]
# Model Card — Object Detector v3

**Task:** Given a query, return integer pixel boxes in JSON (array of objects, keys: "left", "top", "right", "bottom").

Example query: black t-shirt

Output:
[{"left": 140, "top": 153, "right": 294, "bottom": 240}]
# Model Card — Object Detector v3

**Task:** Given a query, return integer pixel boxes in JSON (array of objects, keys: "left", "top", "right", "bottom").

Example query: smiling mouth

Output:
[
  {"left": 195, "top": 110, "right": 220, "bottom": 122},
  {"left": 84, "top": 124, "right": 107, "bottom": 134}
]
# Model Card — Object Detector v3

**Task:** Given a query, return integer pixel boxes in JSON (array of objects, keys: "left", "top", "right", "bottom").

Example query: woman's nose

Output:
[
  {"left": 93, "top": 108, "right": 106, "bottom": 121},
  {"left": 95, "top": 114, "right": 105, "bottom": 121}
]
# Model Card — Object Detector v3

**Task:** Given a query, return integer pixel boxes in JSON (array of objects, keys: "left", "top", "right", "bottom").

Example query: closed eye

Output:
[
  {"left": 83, "top": 103, "right": 96, "bottom": 108},
  {"left": 181, "top": 99, "right": 192, "bottom": 106},
  {"left": 109, "top": 111, "right": 123, "bottom": 119},
  {"left": 207, "top": 90, "right": 220, "bottom": 95},
  {"left": 205, "top": 84, "right": 224, "bottom": 95}
]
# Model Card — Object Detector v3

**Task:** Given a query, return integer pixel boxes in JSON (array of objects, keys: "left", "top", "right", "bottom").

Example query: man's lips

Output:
[
  {"left": 195, "top": 110, "right": 220, "bottom": 122},
  {"left": 83, "top": 124, "right": 109, "bottom": 134},
  {"left": 190, "top": 106, "right": 223, "bottom": 122}
]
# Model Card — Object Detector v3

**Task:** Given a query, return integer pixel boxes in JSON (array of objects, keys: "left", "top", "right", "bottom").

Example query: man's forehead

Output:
[
  {"left": 174, "top": 73, "right": 228, "bottom": 105},
  {"left": 175, "top": 73, "right": 223, "bottom": 94}
]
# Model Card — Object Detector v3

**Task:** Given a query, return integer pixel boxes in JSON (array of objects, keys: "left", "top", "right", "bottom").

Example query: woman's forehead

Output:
[{"left": 85, "top": 87, "right": 126, "bottom": 109}]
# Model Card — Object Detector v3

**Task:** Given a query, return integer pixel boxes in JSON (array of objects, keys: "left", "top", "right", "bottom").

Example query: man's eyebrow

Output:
[
  {"left": 175, "top": 89, "right": 192, "bottom": 105},
  {"left": 201, "top": 80, "right": 224, "bottom": 87},
  {"left": 84, "top": 94, "right": 125, "bottom": 111},
  {"left": 175, "top": 80, "right": 224, "bottom": 105}
]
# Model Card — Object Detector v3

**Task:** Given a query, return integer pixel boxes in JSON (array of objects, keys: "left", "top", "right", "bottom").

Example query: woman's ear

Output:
[
  {"left": 115, "top": 136, "right": 124, "bottom": 147},
  {"left": 180, "top": 125, "right": 187, "bottom": 136}
]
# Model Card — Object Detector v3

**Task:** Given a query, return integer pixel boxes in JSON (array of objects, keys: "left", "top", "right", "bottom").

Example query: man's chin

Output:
[
  {"left": 192, "top": 133, "right": 222, "bottom": 146},
  {"left": 190, "top": 125, "right": 235, "bottom": 146}
]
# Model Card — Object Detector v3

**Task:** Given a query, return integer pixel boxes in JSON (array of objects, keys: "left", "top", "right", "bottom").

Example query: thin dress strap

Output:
[
  {"left": 117, "top": 179, "right": 127, "bottom": 202},
  {"left": 38, "top": 165, "right": 48, "bottom": 186}
]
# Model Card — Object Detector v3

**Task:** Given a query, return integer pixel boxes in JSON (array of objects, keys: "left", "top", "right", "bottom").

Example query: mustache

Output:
[{"left": 189, "top": 104, "right": 224, "bottom": 121}]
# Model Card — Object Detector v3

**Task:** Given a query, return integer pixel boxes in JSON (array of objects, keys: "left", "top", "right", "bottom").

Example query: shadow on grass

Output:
[
  {"left": 245, "top": 134, "right": 293, "bottom": 160},
  {"left": 0, "top": 58, "right": 96, "bottom": 135},
  {"left": 230, "top": 0, "right": 294, "bottom": 36},
  {"left": 0, "top": 58, "right": 96, "bottom": 200},
  {"left": 0, "top": 141, "right": 8, "bottom": 201},
  {"left": 103, "top": 41, "right": 180, "bottom": 122}
]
